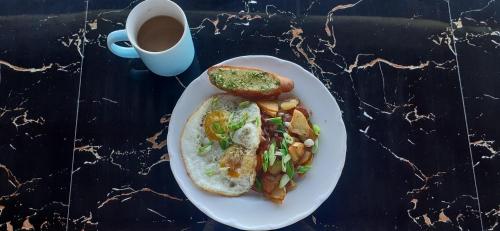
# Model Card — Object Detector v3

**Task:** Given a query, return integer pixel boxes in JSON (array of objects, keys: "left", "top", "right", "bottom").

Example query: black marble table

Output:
[{"left": 0, "top": 0, "right": 499, "bottom": 230}]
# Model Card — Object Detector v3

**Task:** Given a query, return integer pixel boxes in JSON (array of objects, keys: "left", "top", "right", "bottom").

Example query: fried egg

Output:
[{"left": 181, "top": 94, "right": 261, "bottom": 196}]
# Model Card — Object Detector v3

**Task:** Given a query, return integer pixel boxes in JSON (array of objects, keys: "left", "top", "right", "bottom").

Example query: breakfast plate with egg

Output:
[{"left": 167, "top": 55, "right": 346, "bottom": 230}]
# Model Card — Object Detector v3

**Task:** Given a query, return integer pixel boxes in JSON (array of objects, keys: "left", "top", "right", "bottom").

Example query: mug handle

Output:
[{"left": 107, "top": 29, "right": 139, "bottom": 58}]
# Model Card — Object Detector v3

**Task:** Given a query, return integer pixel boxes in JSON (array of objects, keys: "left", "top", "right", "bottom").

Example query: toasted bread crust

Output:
[{"left": 207, "top": 65, "right": 294, "bottom": 99}]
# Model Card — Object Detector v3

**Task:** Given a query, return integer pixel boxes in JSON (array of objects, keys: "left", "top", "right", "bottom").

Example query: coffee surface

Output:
[{"left": 137, "top": 16, "right": 184, "bottom": 52}]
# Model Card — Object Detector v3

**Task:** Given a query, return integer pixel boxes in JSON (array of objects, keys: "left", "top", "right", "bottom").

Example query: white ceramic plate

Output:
[{"left": 167, "top": 55, "right": 346, "bottom": 230}]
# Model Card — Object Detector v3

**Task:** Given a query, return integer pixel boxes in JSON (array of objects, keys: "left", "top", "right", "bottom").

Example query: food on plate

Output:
[
  {"left": 280, "top": 98, "right": 299, "bottom": 111},
  {"left": 181, "top": 94, "right": 262, "bottom": 196},
  {"left": 207, "top": 65, "right": 294, "bottom": 99},
  {"left": 289, "top": 109, "right": 315, "bottom": 140},
  {"left": 255, "top": 97, "right": 320, "bottom": 203},
  {"left": 256, "top": 100, "right": 279, "bottom": 117},
  {"left": 181, "top": 65, "right": 320, "bottom": 203}
]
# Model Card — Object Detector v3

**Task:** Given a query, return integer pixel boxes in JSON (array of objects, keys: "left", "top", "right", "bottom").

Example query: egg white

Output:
[{"left": 181, "top": 94, "right": 261, "bottom": 196}]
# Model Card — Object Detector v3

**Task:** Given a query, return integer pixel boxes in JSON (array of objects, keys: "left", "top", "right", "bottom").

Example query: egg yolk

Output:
[
  {"left": 219, "top": 145, "right": 246, "bottom": 178},
  {"left": 203, "top": 110, "right": 229, "bottom": 141}
]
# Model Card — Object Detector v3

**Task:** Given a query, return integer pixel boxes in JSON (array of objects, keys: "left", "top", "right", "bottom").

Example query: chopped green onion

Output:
[
  {"left": 228, "top": 112, "right": 249, "bottom": 131},
  {"left": 255, "top": 117, "right": 261, "bottom": 127},
  {"left": 212, "top": 122, "right": 225, "bottom": 134},
  {"left": 282, "top": 154, "right": 291, "bottom": 163},
  {"left": 269, "top": 155, "right": 276, "bottom": 170},
  {"left": 211, "top": 97, "right": 219, "bottom": 107},
  {"left": 255, "top": 177, "right": 263, "bottom": 192},
  {"left": 262, "top": 150, "right": 270, "bottom": 172},
  {"left": 281, "top": 138, "right": 295, "bottom": 178},
  {"left": 285, "top": 160, "right": 295, "bottom": 178},
  {"left": 281, "top": 139, "right": 288, "bottom": 150},
  {"left": 279, "top": 174, "right": 290, "bottom": 188},
  {"left": 283, "top": 132, "right": 294, "bottom": 144},
  {"left": 219, "top": 137, "right": 231, "bottom": 150},
  {"left": 312, "top": 139, "right": 319, "bottom": 154},
  {"left": 276, "top": 127, "right": 287, "bottom": 134},
  {"left": 269, "top": 142, "right": 276, "bottom": 155},
  {"left": 281, "top": 154, "right": 291, "bottom": 172},
  {"left": 239, "top": 101, "right": 250, "bottom": 108},
  {"left": 266, "top": 117, "right": 283, "bottom": 125},
  {"left": 268, "top": 142, "right": 276, "bottom": 166},
  {"left": 297, "top": 165, "right": 312, "bottom": 174},
  {"left": 313, "top": 124, "right": 321, "bottom": 136},
  {"left": 267, "top": 117, "right": 286, "bottom": 133},
  {"left": 205, "top": 167, "right": 217, "bottom": 176},
  {"left": 215, "top": 133, "right": 227, "bottom": 140},
  {"left": 197, "top": 141, "right": 213, "bottom": 155}
]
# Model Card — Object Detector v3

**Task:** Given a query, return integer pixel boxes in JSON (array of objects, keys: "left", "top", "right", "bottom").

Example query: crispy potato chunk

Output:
[
  {"left": 257, "top": 100, "right": 278, "bottom": 116},
  {"left": 288, "top": 142, "right": 305, "bottom": 163},
  {"left": 280, "top": 98, "right": 299, "bottom": 111},
  {"left": 262, "top": 174, "right": 280, "bottom": 193},
  {"left": 290, "top": 109, "right": 313, "bottom": 139},
  {"left": 299, "top": 150, "right": 313, "bottom": 166},
  {"left": 267, "top": 186, "right": 286, "bottom": 204},
  {"left": 268, "top": 159, "right": 282, "bottom": 175}
]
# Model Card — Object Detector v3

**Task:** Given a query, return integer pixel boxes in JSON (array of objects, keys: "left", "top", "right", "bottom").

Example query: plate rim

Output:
[{"left": 167, "top": 55, "right": 347, "bottom": 230}]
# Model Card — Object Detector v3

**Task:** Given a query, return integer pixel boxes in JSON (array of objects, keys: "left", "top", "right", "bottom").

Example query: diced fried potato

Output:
[
  {"left": 290, "top": 109, "right": 313, "bottom": 139},
  {"left": 262, "top": 174, "right": 280, "bottom": 193},
  {"left": 267, "top": 186, "right": 286, "bottom": 204},
  {"left": 288, "top": 142, "right": 305, "bottom": 163},
  {"left": 286, "top": 180, "right": 297, "bottom": 192},
  {"left": 299, "top": 150, "right": 312, "bottom": 165},
  {"left": 268, "top": 159, "right": 282, "bottom": 175},
  {"left": 257, "top": 100, "right": 278, "bottom": 113},
  {"left": 280, "top": 98, "right": 299, "bottom": 111},
  {"left": 262, "top": 108, "right": 277, "bottom": 117}
]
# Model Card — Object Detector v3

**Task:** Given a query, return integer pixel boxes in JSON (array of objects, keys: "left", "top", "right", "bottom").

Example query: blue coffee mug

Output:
[{"left": 107, "top": 0, "right": 194, "bottom": 77}]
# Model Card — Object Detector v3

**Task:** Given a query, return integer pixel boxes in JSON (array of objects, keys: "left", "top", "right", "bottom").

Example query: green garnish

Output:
[
  {"left": 239, "top": 101, "right": 250, "bottom": 108},
  {"left": 279, "top": 174, "right": 290, "bottom": 188},
  {"left": 266, "top": 117, "right": 283, "bottom": 126},
  {"left": 219, "top": 137, "right": 231, "bottom": 150},
  {"left": 276, "top": 127, "right": 287, "bottom": 134},
  {"left": 313, "top": 124, "right": 321, "bottom": 136},
  {"left": 254, "top": 117, "right": 261, "bottom": 127},
  {"left": 283, "top": 132, "right": 294, "bottom": 144},
  {"left": 262, "top": 150, "right": 270, "bottom": 172},
  {"left": 285, "top": 160, "right": 295, "bottom": 178},
  {"left": 281, "top": 154, "right": 290, "bottom": 172},
  {"left": 267, "top": 117, "right": 286, "bottom": 133},
  {"left": 197, "top": 141, "right": 213, "bottom": 155},
  {"left": 212, "top": 122, "right": 225, "bottom": 134},
  {"left": 268, "top": 142, "right": 276, "bottom": 166},
  {"left": 215, "top": 133, "right": 227, "bottom": 140},
  {"left": 297, "top": 165, "right": 312, "bottom": 174},
  {"left": 210, "top": 115, "right": 236, "bottom": 150},
  {"left": 228, "top": 112, "right": 249, "bottom": 131},
  {"left": 312, "top": 139, "right": 319, "bottom": 154},
  {"left": 255, "top": 177, "right": 263, "bottom": 192},
  {"left": 205, "top": 167, "right": 217, "bottom": 176},
  {"left": 280, "top": 138, "right": 295, "bottom": 178},
  {"left": 211, "top": 97, "right": 219, "bottom": 107}
]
